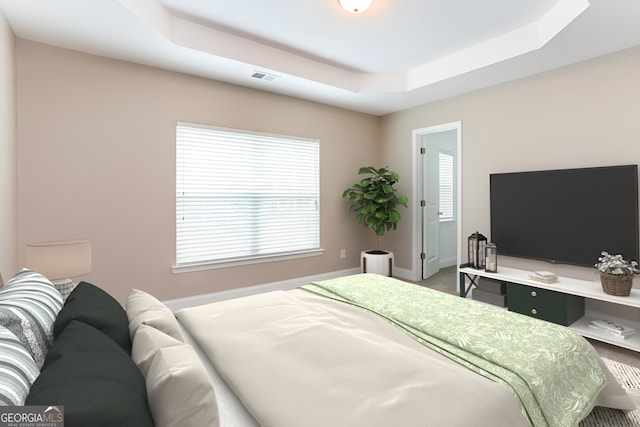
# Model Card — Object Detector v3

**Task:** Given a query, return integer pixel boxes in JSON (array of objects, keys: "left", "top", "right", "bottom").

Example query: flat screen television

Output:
[{"left": 490, "top": 165, "right": 639, "bottom": 268}]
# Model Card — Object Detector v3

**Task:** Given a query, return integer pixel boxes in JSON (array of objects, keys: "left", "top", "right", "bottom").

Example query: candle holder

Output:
[
  {"left": 485, "top": 242, "right": 497, "bottom": 273},
  {"left": 467, "top": 231, "right": 487, "bottom": 269}
]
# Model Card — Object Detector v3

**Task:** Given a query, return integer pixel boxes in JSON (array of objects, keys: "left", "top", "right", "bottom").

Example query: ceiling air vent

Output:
[{"left": 251, "top": 71, "right": 280, "bottom": 82}]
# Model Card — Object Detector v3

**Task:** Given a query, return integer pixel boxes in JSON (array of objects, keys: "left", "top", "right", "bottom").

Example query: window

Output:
[
  {"left": 438, "top": 152, "right": 454, "bottom": 221},
  {"left": 175, "top": 122, "right": 321, "bottom": 271}
]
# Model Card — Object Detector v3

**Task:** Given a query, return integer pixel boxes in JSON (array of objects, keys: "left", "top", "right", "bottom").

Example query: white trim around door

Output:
[{"left": 411, "top": 121, "right": 463, "bottom": 285}]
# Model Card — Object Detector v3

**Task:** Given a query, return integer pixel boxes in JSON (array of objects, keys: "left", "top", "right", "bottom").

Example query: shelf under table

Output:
[{"left": 459, "top": 266, "right": 640, "bottom": 352}]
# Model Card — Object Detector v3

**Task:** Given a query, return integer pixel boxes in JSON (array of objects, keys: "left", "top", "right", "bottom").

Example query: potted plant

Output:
[
  {"left": 342, "top": 166, "right": 408, "bottom": 275},
  {"left": 595, "top": 251, "right": 639, "bottom": 296}
]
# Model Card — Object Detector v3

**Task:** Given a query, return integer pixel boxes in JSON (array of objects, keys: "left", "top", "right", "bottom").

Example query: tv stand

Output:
[{"left": 459, "top": 266, "right": 640, "bottom": 352}]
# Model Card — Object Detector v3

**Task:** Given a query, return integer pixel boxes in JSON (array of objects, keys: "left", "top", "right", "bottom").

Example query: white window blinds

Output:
[
  {"left": 438, "top": 152, "right": 454, "bottom": 221},
  {"left": 176, "top": 122, "right": 320, "bottom": 268}
]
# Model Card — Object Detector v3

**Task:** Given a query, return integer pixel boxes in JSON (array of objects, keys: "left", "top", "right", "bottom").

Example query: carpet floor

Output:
[{"left": 580, "top": 358, "right": 640, "bottom": 426}]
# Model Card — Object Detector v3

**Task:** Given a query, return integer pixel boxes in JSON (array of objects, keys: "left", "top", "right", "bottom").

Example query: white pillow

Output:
[
  {"left": 131, "top": 324, "right": 183, "bottom": 377},
  {"left": 126, "top": 289, "right": 183, "bottom": 341},
  {"left": 145, "top": 345, "right": 219, "bottom": 427}
]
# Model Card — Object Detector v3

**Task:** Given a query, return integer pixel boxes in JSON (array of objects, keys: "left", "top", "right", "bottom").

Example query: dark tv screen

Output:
[{"left": 490, "top": 165, "right": 639, "bottom": 267}]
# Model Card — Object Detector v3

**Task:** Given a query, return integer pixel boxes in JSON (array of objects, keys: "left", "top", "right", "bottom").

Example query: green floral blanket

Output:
[{"left": 301, "top": 274, "right": 606, "bottom": 427}]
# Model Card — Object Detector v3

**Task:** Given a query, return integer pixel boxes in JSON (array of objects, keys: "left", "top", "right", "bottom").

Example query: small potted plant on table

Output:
[{"left": 595, "top": 251, "right": 639, "bottom": 296}]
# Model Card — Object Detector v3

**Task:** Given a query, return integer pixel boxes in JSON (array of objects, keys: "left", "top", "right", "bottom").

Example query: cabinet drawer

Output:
[{"left": 507, "top": 283, "right": 584, "bottom": 326}]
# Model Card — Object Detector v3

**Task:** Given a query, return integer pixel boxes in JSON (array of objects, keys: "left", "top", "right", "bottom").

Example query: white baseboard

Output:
[
  {"left": 439, "top": 257, "right": 457, "bottom": 269},
  {"left": 164, "top": 267, "right": 360, "bottom": 311},
  {"left": 392, "top": 266, "right": 414, "bottom": 281}
]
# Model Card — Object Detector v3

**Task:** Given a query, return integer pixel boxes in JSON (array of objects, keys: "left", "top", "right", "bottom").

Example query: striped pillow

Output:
[
  {"left": 0, "top": 269, "right": 63, "bottom": 368},
  {"left": 0, "top": 325, "right": 39, "bottom": 406}
]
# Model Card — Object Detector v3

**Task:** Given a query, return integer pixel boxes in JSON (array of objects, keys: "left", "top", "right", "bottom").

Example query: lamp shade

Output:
[{"left": 25, "top": 240, "right": 92, "bottom": 281}]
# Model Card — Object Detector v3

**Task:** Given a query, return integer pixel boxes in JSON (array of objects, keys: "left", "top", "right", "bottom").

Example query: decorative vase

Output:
[{"left": 599, "top": 272, "right": 633, "bottom": 296}]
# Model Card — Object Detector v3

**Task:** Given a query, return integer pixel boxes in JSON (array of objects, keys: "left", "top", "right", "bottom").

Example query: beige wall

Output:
[
  {"left": 0, "top": 9, "right": 17, "bottom": 282},
  {"left": 14, "top": 37, "right": 640, "bottom": 299},
  {"left": 16, "top": 40, "right": 380, "bottom": 303},
  {"left": 381, "top": 46, "right": 640, "bottom": 281}
]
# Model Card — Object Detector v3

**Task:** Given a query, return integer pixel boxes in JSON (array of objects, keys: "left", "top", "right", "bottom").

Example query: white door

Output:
[
  {"left": 412, "top": 121, "right": 461, "bottom": 283},
  {"left": 421, "top": 138, "right": 440, "bottom": 279}
]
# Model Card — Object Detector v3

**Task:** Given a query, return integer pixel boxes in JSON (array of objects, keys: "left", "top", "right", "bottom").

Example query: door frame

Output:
[{"left": 411, "top": 121, "right": 463, "bottom": 282}]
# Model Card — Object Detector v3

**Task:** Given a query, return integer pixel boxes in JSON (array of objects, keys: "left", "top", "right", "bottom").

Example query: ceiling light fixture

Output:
[{"left": 339, "top": 0, "right": 373, "bottom": 14}]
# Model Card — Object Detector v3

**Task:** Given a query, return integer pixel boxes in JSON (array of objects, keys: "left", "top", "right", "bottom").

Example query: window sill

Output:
[{"left": 172, "top": 248, "right": 325, "bottom": 274}]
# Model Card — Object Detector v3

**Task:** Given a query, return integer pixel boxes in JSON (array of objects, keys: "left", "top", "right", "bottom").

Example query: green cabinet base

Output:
[{"left": 507, "top": 283, "right": 585, "bottom": 326}]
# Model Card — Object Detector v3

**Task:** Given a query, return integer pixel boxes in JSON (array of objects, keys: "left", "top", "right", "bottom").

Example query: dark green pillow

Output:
[
  {"left": 27, "top": 320, "right": 153, "bottom": 427},
  {"left": 65, "top": 280, "right": 117, "bottom": 304},
  {"left": 53, "top": 281, "right": 132, "bottom": 354}
]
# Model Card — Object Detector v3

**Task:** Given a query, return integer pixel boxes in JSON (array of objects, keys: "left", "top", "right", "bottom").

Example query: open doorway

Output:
[{"left": 411, "top": 122, "right": 462, "bottom": 281}]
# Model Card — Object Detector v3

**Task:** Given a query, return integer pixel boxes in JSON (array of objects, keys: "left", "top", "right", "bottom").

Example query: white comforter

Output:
[{"left": 177, "top": 290, "right": 531, "bottom": 427}]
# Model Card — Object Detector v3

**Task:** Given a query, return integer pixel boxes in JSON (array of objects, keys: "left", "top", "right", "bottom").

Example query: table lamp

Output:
[{"left": 25, "top": 240, "right": 92, "bottom": 299}]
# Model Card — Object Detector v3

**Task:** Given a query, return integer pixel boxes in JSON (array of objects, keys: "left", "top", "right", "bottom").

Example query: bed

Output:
[{"left": 0, "top": 269, "right": 635, "bottom": 427}]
